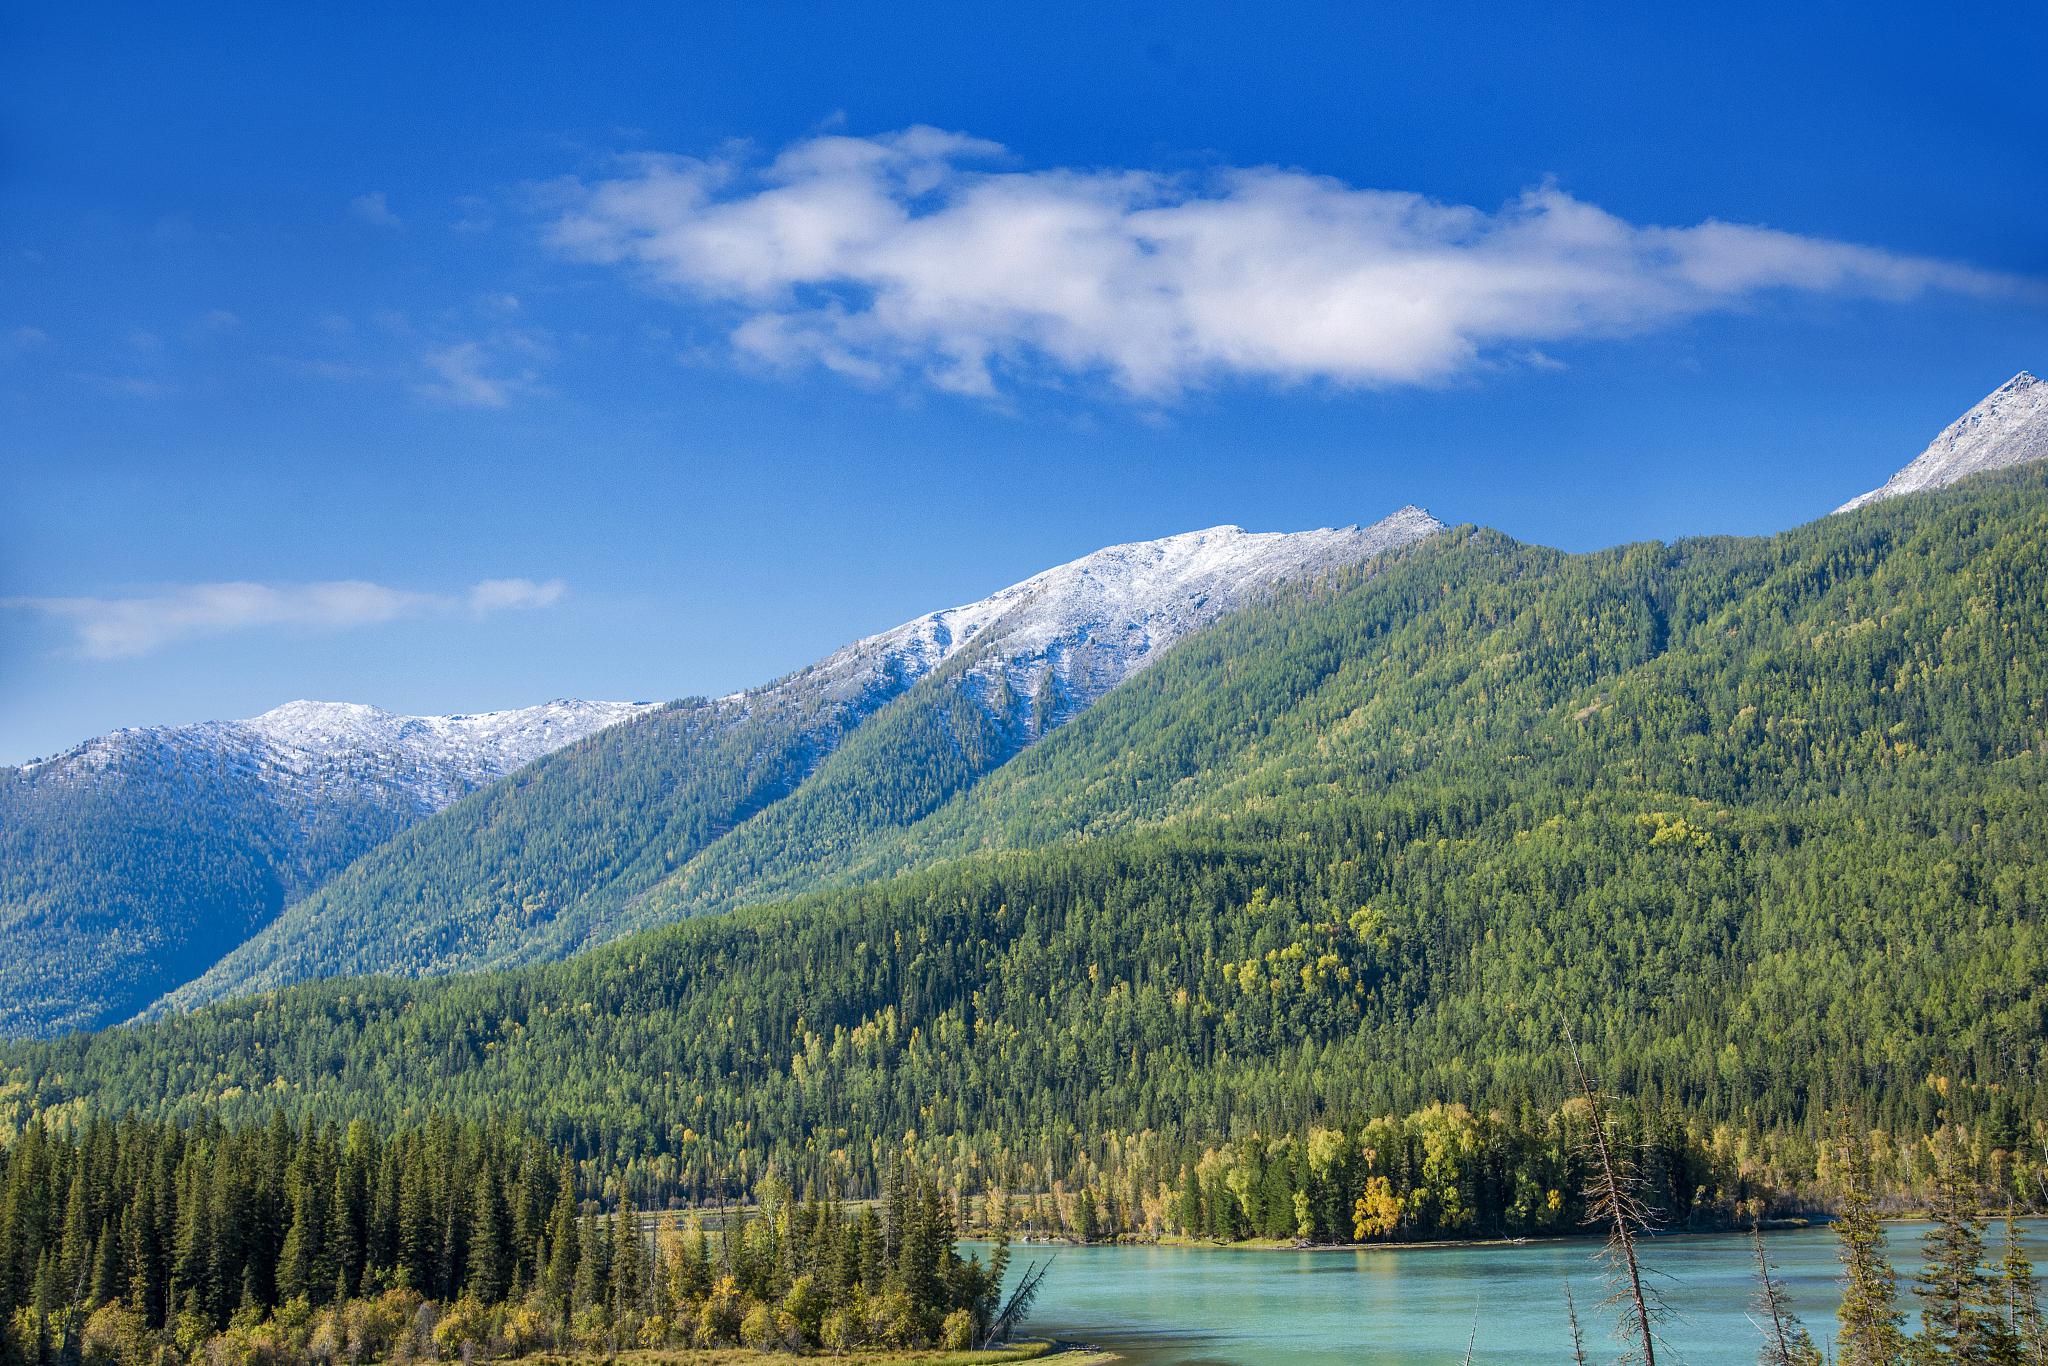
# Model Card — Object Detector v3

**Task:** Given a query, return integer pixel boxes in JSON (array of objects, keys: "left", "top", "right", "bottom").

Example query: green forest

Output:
[{"left": 0, "top": 1115, "right": 1023, "bottom": 1365}]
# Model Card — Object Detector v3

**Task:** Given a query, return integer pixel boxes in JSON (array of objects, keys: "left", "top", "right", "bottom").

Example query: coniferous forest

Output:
[{"left": 0, "top": 1115, "right": 1020, "bottom": 1363}]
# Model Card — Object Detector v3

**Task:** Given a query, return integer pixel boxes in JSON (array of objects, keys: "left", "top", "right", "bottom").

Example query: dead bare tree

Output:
[
  {"left": 1565, "top": 1018, "right": 1667, "bottom": 1366},
  {"left": 1564, "top": 1282, "right": 1591, "bottom": 1366},
  {"left": 1749, "top": 1221, "right": 1822, "bottom": 1365},
  {"left": 982, "top": 1255, "right": 1055, "bottom": 1349}
]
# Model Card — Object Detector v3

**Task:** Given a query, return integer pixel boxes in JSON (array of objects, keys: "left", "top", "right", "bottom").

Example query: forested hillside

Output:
[
  {"left": 165, "top": 515, "right": 1436, "bottom": 1012},
  {"left": 0, "top": 701, "right": 646, "bottom": 1040},
  {"left": 0, "top": 736, "right": 396, "bottom": 1039},
  {"left": 7, "top": 469, "right": 2045, "bottom": 1224}
]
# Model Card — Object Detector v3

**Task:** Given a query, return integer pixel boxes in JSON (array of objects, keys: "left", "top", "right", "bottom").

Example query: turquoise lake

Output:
[{"left": 994, "top": 1222, "right": 2045, "bottom": 1363}]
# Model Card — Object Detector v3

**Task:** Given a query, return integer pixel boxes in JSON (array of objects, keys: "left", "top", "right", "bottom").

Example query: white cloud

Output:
[
  {"left": 548, "top": 127, "right": 2031, "bottom": 400},
  {"left": 467, "top": 577, "right": 567, "bottom": 612},
  {"left": 350, "top": 191, "right": 403, "bottom": 229},
  {"left": 5, "top": 577, "right": 570, "bottom": 659},
  {"left": 414, "top": 341, "right": 534, "bottom": 408}
]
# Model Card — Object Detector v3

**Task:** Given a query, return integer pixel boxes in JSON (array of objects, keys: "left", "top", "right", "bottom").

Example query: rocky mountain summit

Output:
[
  {"left": 773, "top": 506, "right": 1446, "bottom": 729},
  {"left": 1836, "top": 372, "right": 2048, "bottom": 513}
]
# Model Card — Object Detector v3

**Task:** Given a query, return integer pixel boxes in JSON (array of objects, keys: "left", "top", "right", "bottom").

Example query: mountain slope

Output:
[
  {"left": 1835, "top": 370, "right": 2048, "bottom": 512},
  {"left": 10, "top": 469, "right": 2044, "bottom": 1197},
  {"left": 161, "top": 511, "right": 1443, "bottom": 1009},
  {"left": 0, "top": 698, "right": 649, "bottom": 1038}
]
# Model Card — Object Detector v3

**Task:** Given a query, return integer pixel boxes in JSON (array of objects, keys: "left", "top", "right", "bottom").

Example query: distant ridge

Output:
[
  {"left": 0, "top": 697, "right": 652, "bottom": 1038},
  {"left": 22, "top": 698, "right": 656, "bottom": 809},
  {"left": 1836, "top": 371, "right": 2048, "bottom": 513}
]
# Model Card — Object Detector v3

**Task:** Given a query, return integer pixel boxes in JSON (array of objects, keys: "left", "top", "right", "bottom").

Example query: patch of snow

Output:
[
  {"left": 1836, "top": 372, "right": 2048, "bottom": 514},
  {"left": 16, "top": 698, "right": 655, "bottom": 815},
  {"left": 747, "top": 505, "right": 1444, "bottom": 728}
]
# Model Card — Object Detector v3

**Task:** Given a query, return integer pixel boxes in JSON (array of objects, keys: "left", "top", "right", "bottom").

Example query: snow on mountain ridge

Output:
[
  {"left": 20, "top": 697, "right": 655, "bottom": 814},
  {"left": 780, "top": 505, "right": 1445, "bottom": 725},
  {"left": 1835, "top": 372, "right": 2048, "bottom": 514}
]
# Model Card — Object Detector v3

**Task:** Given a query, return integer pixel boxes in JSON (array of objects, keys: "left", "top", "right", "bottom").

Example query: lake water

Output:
[{"left": 996, "top": 1222, "right": 2045, "bottom": 1364}]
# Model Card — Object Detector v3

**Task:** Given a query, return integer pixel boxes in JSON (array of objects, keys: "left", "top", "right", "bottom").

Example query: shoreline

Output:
[{"left": 1001, "top": 1216, "right": 1825, "bottom": 1257}]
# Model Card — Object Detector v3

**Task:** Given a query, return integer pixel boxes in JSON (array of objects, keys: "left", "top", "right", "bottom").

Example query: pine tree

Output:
[
  {"left": 466, "top": 1161, "right": 508, "bottom": 1304},
  {"left": 543, "top": 1162, "right": 579, "bottom": 1318},
  {"left": 1912, "top": 1128, "right": 2010, "bottom": 1363},
  {"left": 1834, "top": 1131, "right": 1905, "bottom": 1366},
  {"left": 1995, "top": 1215, "right": 2045, "bottom": 1364}
]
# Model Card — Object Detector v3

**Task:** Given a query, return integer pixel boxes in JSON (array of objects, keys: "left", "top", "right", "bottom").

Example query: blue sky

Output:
[{"left": 2, "top": 0, "right": 2043, "bottom": 763}]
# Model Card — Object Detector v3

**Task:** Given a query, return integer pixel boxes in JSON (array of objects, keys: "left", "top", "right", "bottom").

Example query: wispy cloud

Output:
[
  {"left": 414, "top": 340, "right": 539, "bottom": 408},
  {"left": 5, "top": 577, "right": 569, "bottom": 659},
  {"left": 548, "top": 127, "right": 2032, "bottom": 400},
  {"left": 350, "top": 191, "right": 403, "bottom": 229}
]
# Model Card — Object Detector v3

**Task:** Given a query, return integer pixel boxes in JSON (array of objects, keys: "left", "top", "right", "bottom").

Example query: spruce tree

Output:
[
  {"left": 1834, "top": 1131, "right": 1906, "bottom": 1366},
  {"left": 609, "top": 1205, "right": 647, "bottom": 1326},
  {"left": 1912, "top": 1128, "right": 2010, "bottom": 1363},
  {"left": 571, "top": 1207, "right": 610, "bottom": 1314},
  {"left": 466, "top": 1162, "right": 508, "bottom": 1304},
  {"left": 1995, "top": 1216, "right": 2045, "bottom": 1364},
  {"left": 543, "top": 1163, "right": 579, "bottom": 1318},
  {"left": 56, "top": 1170, "right": 89, "bottom": 1303}
]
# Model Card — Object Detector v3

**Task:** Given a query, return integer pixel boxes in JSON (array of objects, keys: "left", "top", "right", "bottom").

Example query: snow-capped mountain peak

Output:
[
  {"left": 784, "top": 505, "right": 1445, "bottom": 726},
  {"left": 1835, "top": 371, "right": 2048, "bottom": 514}
]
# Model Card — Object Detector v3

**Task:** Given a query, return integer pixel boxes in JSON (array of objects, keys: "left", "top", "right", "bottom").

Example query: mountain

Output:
[
  {"left": 1835, "top": 371, "right": 2048, "bottom": 513},
  {"left": 158, "top": 509, "right": 1444, "bottom": 1012},
  {"left": 12, "top": 465, "right": 2044, "bottom": 1202},
  {"left": 0, "top": 698, "right": 651, "bottom": 1038}
]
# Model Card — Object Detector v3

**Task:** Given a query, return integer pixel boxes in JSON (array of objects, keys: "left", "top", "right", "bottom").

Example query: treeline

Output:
[
  {"left": 987, "top": 1102, "right": 2041, "bottom": 1247},
  {"left": 0, "top": 1116, "right": 1020, "bottom": 1366}
]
